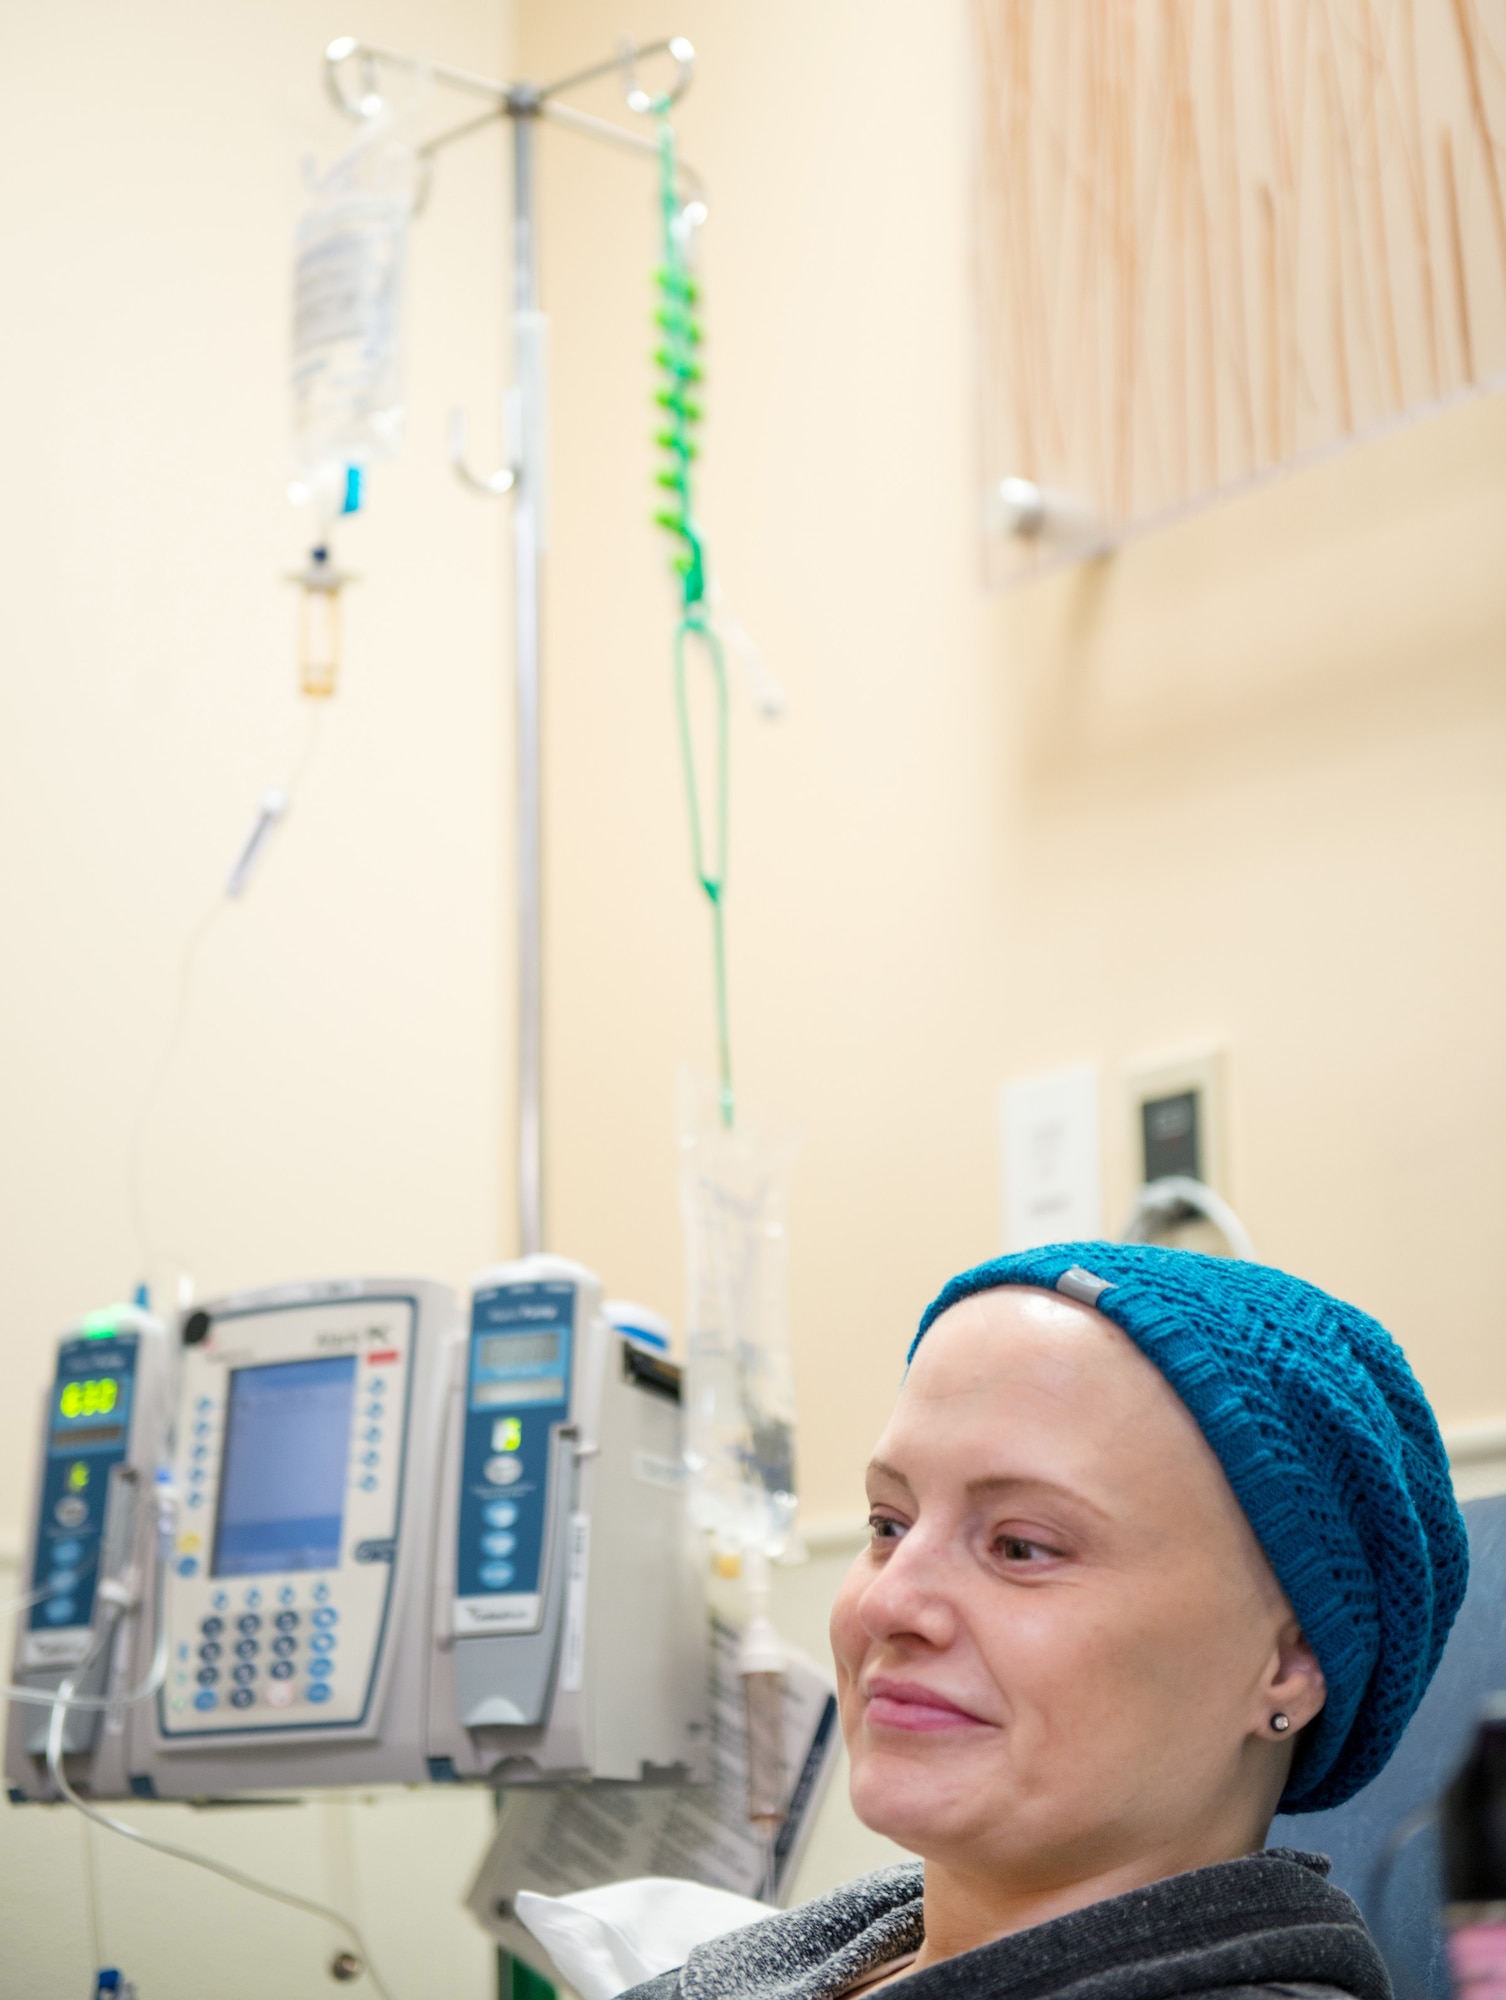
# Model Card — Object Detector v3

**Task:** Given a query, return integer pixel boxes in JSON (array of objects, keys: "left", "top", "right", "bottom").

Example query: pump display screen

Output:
[
  {"left": 58, "top": 1377, "right": 120, "bottom": 1419},
  {"left": 476, "top": 1332, "right": 561, "bottom": 1372},
  {"left": 212, "top": 1356, "right": 357, "bottom": 1576}
]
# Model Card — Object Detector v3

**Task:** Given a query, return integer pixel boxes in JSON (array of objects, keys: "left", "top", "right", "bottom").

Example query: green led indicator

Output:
[{"left": 79, "top": 1305, "right": 131, "bottom": 1338}]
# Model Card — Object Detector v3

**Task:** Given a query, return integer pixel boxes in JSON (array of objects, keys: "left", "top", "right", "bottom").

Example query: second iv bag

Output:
[
  {"left": 678, "top": 1077, "right": 800, "bottom": 1558},
  {"left": 289, "top": 114, "right": 417, "bottom": 509}
]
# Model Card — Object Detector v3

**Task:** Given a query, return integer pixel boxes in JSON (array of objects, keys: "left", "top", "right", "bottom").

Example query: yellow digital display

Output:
[
  {"left": 498, "top": 1417, "right": 523, "bottom": 1452},
  {"left": 67, "top": 1461, "right": 89, "bottom": 1491},
  {"left": 59, "top": 1378, "right": 119, "bottom": 1420}
]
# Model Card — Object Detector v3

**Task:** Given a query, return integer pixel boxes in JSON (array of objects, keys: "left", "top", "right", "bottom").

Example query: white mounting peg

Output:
[
  {"left": 987, "top": 476, "right": 1106, "bottom": 553},
  {"left": 448, "top": 406, "right": 517, "bottom": 497}
]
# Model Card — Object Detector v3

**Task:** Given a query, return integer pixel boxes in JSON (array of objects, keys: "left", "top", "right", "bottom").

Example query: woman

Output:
[{"left": 630, "top": 1242, "right": 1468, "bottom": 2000}]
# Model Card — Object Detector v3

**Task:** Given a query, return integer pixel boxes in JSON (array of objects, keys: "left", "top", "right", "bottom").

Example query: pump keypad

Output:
[{"left": 159, "top": 1294, "right": 416, "bottom": 1739}]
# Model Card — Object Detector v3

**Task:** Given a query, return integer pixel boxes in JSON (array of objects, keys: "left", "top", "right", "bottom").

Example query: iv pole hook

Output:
[{"left": 448, "top": 408, "right": 517, "bottom": 497}]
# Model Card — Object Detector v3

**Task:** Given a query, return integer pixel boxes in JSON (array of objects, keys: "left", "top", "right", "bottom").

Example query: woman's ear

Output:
[{"left": 1262, "top": 1618, "right": 1327, "bottom": 1734}]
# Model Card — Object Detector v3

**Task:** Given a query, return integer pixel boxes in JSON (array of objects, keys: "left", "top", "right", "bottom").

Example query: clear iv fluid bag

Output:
[
  {"left": 678, "top": 1077, "right": 800, "bottom": 1557},
  {"left": 290, "top": 119, "right": 416, "bottom": 491}
]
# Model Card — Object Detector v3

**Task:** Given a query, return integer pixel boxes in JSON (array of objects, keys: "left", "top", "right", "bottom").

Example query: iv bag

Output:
[
  {"left": 289, "top": 116, "right": 417, "bottom": 502},
  {"left": 678, "top": 1076, "right": 800, "bottom": 1558}
]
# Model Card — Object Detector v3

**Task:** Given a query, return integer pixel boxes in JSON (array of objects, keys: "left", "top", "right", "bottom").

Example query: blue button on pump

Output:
[
  {"left": 312, "top": 1582, "right": 330, "bottom": 1603},
  {"left": 484, "top": 1502, "right": 517, "bottom": 1529},
  {"left": 480, "top": 1562, "right": 515, "bottom": 1589},
  {"left": 278, "top": 1586, "right": 295, "bottom": 1605},
  {"left": 309, "top": 1631, "right": 335, "bottom": 1653},
  {"left": 177, "top": 1557, "right": 199, "bottom": 1578},
  {"left": 200, "top": 1615, "right": 224, "bottom": 1637},
  {"left": 270, "top": 1659, "right": 294, "bottom": 1680},
  {"left": 307, "top": 1681, "right": 333, "bottom": 1704},
  {"left": 358, "top": 1475, "right": 378, "bottom": 1492},
  {"left": 245, "top": 1589, "right": 261, "bottom": 1608},
  {"left": 230, "top": 1687, "right": 254, "bottom": 1709},
  {"left": 362, "top": 1451, "right": 379, "bottom": 1468},
  {"left": 196, "top": 1666, "right": 218, "bottom": 1686},
  {"left": 312, "top": 1606, "right": 338, "bottom": 1628},
  {"left": 44, "top": 1597, "right": 75, "bottom": 1625},
  {"left": 482, "top": 1532, "right": 516, "bottom": 1558},
  {"left": 194, "top": 1689, "right": 218, "bottom": 1711},
  {"left": 187, "top": 1492, "right": 204, "bottom": 1509},
  {"left": 363, "top": 1427, "right": 381, "bottom": 1444},
  {"left": 52, "top": 1540, "right": 83, "bottom": 1566},
  {"left": 49, "top": 1569, "right": 80, "bottom": 1591},
  {"left": 308, "top": 1656, "right": 334, "bottom": 1678},
  {"left": 212, "top": 1591, "right": 229, "bottom": 1611}
]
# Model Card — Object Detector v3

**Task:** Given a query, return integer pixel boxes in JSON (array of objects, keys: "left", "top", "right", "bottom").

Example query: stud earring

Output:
[{"left": 1271, "top": 1713, "right": 1291, "bottom": 1734}]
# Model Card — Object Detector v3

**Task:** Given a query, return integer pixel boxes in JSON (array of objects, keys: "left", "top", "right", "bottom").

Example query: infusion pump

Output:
[
  {"left": 5, "top": 1306, "right": 169, "bottom": 1802},
  {"left": 125, "top": 1277, "right": 455, "bottom": 1796},
  {"left": 7, "top": 1264, "right": 706, "bottom": 1803},
  {"left": 426, "top": 1255, "right": 708, "bottom": 1784}
]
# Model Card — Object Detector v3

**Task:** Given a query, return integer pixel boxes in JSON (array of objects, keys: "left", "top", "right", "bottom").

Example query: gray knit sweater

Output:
[{"left": 621, "top": 1851, "right": 1389, "bottom": 2000}]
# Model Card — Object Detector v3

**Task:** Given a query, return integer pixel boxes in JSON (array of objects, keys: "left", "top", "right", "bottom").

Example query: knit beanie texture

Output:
[{"left": 911, "top": 1242, "right": 1469, "bottom": 1812}]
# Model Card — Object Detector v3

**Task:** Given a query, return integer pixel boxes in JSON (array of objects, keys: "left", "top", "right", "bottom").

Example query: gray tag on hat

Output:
[{"left": 1056, "top": 1265, "right": 1116, "bottom": 1306}]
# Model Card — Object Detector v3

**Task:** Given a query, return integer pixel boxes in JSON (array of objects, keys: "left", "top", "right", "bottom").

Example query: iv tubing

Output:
[
  {"left": 0, "top": 1485, "right": 173, "bottom": 1714},
  {"left": 126, "top": 703, "right": 325, "bottom": 1282},
  {"left": 44, "top": 1664, "right": 400, "bottom": 2000}
]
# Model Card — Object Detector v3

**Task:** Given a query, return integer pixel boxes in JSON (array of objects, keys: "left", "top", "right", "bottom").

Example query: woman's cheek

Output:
[{"left": 828, "top": 1560, "right": 872, "bottom": 1694}]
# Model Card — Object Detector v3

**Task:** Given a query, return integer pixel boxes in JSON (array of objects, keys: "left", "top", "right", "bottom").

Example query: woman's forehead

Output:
[{"left": 883, "top": 1287, "right": 1219, "bottom": 1489}]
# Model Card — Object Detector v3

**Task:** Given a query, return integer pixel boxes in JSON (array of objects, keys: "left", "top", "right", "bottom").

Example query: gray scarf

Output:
[{"left": 624, "top": 1850, "right": 1390, "bottom": 2000}]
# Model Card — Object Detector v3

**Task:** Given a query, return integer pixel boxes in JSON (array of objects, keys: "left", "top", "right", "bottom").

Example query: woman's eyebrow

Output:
[
  {"left": 865, "top": 1457, "right": 914, "bottom": 1490},
  {"left": 964, "top": 1473, "right": 1113, "bottom": 1521}
]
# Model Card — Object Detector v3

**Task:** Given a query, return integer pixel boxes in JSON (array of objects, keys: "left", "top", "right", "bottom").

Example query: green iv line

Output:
[{"left": 653, "top": 118, "right": 733, "bottom": 1130}]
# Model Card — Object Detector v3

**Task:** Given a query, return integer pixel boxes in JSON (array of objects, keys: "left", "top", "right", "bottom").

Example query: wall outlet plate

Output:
[
  {"left": 999, "top": 1063, "right": 1102, "bottom": 1251},
  {"left": 1124, "top": 1045, "right": 1229, "bottom": 1197}
]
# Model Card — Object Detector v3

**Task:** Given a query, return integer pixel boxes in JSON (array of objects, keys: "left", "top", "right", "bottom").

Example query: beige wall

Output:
[
  {"left": 0, "top": 1, "right": 511, "bottom": 1993},
  {"left": 524, "top": 0, "right": 1506, "bottom": 1527},
  {"left": 3, "top": 0, "right": 1506, "bottom": 1991}
]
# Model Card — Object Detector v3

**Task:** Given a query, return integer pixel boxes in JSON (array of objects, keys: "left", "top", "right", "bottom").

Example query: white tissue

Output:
[{"left": 514, "top": 1876, "right": 770, "bottom": 2000}]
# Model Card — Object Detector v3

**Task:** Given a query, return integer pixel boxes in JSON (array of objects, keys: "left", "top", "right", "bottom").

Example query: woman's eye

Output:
[
  {"left": 995, "top": 1533, "right": 1053, "bottom": 1563},
  {"left": 868, "top": 1512, "right": 907, "bottom": 1544}
]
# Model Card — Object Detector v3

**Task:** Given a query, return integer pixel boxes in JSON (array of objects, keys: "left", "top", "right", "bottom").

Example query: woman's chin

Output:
[{"left": 847, "top": 1746, "right": 994, "bottom": 1853}]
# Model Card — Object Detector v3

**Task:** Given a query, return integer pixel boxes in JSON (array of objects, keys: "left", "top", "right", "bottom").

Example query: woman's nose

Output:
[{"left": 858, "top": 1528, "right": 960, "bottom": 1650}]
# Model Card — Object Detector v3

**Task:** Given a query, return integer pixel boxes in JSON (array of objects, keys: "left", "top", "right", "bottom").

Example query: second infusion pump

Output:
[
  {"left": 8, "top": 1263, "right": 706, "bottom": 1802},
  {"left": 131, "top": 1277, "right": 453, "bottom": 1794}
]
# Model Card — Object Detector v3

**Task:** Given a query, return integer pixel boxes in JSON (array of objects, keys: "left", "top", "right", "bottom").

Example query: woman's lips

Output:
[{"left": 863, "top": 1676, "right": 992, "bottom": 1733}]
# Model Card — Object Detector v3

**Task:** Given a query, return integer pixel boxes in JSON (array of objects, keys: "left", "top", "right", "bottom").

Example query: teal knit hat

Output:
[{"left": 912, "top": 1242, "right": 1469, "bottom": 1812}]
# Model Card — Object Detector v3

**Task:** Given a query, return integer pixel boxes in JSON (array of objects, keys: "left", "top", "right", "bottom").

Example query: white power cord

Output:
[{"left": 1121, "top": 1175, "right": 1256, "bottom": 1260}]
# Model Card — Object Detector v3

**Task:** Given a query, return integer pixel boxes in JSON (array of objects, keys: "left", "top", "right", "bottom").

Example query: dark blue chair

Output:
[{"left": 1269, "top": 1491, "right": 1506, "bottom": 2000}]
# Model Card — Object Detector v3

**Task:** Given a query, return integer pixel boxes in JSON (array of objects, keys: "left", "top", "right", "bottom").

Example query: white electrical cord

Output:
[
  {"left": 1121, "top": 1176, "right": 1257, "bottom": 1260},
  {"left": 43, "top": 1632, "right": 398, "bottom": 2000}
]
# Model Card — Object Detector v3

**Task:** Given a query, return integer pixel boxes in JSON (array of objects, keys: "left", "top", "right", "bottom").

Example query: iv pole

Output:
[{"left": 325, "top": 35, "right": 700, "bottom": 1257}]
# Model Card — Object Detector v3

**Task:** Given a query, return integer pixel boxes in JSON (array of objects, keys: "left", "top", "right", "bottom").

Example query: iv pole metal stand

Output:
[{"left": 326, "top": 34, "right": 698, "bottom": 1257}]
